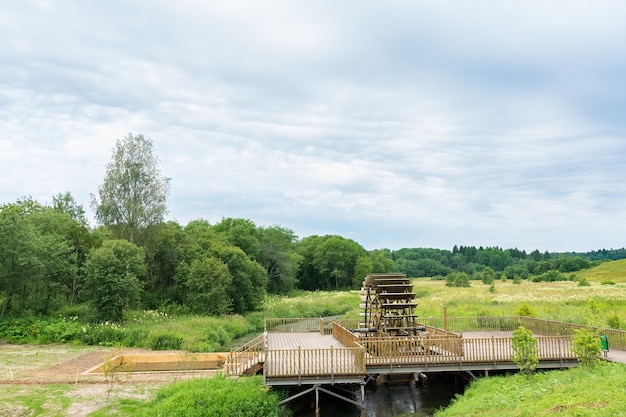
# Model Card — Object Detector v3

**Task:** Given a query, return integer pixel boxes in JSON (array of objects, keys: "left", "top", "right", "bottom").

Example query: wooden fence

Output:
[
  {"left": 332, "top": 321, "right": 358, "bottom": 347},
  {"left": 356, "top": 335, "right": 574, "bottom": 367},
  {"left": 265, "top": 346, "right": 366, "bottom": 377},
  {"left": 416, "top": 316, "right": 626, "bottom": 350},
  {"left": 265, "top": 317, "right": 330, "bottom": 334},
  {"left": 225, "top": 334, "right": 265, "bottom": 376},
  {"left": 519, "top": 317, "right": 626, "bottom": 350}
]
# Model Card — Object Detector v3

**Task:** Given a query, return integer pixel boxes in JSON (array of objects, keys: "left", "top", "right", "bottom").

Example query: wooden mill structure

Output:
[{"left": 359, "top": 273, "right": 425, "bottom": 336}]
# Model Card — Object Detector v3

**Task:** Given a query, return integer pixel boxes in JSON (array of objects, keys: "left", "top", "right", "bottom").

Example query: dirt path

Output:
[
  {"left": 0, "top": 343, "right": 222, "bottom": 416},
  {"left": 0, "top": 343, "right": 219, "bottom": 384}
]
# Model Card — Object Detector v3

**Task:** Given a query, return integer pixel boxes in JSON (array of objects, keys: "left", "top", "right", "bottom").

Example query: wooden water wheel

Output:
[{"left": 359, "top": 273, "right": 424, "bottom": 336}]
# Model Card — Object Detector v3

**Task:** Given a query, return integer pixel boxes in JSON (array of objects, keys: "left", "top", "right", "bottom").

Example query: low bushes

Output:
[{"left": 132, "top": 376, "right": 287, "bottom": 417}]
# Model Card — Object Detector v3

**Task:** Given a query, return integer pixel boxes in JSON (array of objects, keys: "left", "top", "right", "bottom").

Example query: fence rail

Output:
[
  {"left": 225, "top": 334, "right": 265, "bottom": 376},
  {"left": 265, "top": 346, "right": 366, "bottom": 377},
  {"left": 265, "top": 318, "right": 330, "bottom": 334},
  {"left": 356, "top": 335, "right": 575, "bottom": 367},
  {"left": 415, "top": 316, "right": 626, "bottom": 350},
  {"left": 332, "top": 321, "right": 358, "bottom": 347}
]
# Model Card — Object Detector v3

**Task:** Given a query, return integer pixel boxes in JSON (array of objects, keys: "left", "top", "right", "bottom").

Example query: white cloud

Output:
[{"left": 1, "top": 1, "right": 625, "bottom": 251}]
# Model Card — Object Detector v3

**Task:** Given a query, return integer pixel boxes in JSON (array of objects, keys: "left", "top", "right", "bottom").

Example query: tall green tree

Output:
[
  {"left": 212, "top": 218, "right": 260, "bottom": 259},
  {"left": 210, "top": 243, "right": 267, "bottom": 314},
  {"left": 91, "top": 133, "right": 170, "bottom": 244},
  {"left": 141, "top": 221, "right": 184, "bottom": 308},
  {"left": 0, "top": 198, "right": 77, "bottom": 316},
  {"left": 52, "top": 192, "right": 95, "bottom": 305},
  {"left": 83, "top": 239, "right": 145, "bottom": 322},
  {"left": 258, "top": 225, "right": 302, "bottom": 294},
  {"left": 185, "top": 257, "right": 233, "bottom": 315},
  {"left": 297, "top": 235, "right": 367, "bottom": 290},
  {"left": 0, "top": 200, "right": 38, "bottom": 316}
]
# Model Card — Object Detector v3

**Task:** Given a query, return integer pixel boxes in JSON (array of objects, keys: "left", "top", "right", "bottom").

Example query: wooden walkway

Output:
[
  {"left": 223, "top": 317, "right": 626, "bottom": 386},
  {"left": 265, "top": 333, "right": 365, "bottom": 385}
]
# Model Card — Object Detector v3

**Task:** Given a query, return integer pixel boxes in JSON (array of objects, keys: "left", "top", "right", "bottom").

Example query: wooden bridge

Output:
[
  {"left": 226, "top": 317, "right": 584, "bottom": 384},
  {"left": 224, "top": 316, "right": 626, "bottom": 415}
]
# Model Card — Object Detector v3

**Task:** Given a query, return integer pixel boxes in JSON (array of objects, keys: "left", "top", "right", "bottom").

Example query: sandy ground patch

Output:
[{"left": 0, "top": 343, "right": 220, "bottom": 416}]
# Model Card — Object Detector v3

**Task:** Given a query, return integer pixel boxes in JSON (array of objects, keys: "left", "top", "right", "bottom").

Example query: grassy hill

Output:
[{"left": 578, "top": 259, "right": 626, "bottom": 283}]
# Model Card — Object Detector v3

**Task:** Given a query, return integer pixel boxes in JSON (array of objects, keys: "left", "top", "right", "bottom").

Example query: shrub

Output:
[
  {"left": 516, "top": 303, "right": 535, "bottom": 318},
  {"left": 511, "top": 326, "right": 539, "bottom": 377},
  {"left": 38, "top": 317, "right": 83, "bottom": 343},
  {"left": 532, "top": 270, "right": 569, "bottom": 282},
  {"left": 607, "top": 312, "right": 621, "bottom": 329},
  {"left": 446, "top": 272, "right": 471, "bottom": 288},
  {"left": 571, "top": 328, "right": 601, "bottom": 368}
]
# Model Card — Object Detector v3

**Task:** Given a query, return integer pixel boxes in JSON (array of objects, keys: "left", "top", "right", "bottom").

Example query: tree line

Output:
[{"left": 1, "top": 134, "right": 623, "bottom": 322}]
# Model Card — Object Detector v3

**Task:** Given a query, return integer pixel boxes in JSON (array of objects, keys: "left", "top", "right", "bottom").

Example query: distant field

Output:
[
  {"left": 401, "top": 259, "right": 626, "bottom": 329},
  {"left": 578, "top": 258, "right": 626, "bottom": 283}
]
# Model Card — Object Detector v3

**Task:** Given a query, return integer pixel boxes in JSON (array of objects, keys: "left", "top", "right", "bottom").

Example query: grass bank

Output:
[
  {"left": 89, "top": 375, "right": 288, "bottom": 417},
  {"left": 435, "top": 361, "right": 626, "bottom": 417}
]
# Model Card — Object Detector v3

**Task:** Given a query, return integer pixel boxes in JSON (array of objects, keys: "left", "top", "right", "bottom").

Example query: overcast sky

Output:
[{"left": 2, "top": 1, "right": 626, "bottom": 252}]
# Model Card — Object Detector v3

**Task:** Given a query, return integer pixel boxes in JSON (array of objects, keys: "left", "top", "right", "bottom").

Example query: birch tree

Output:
[{"left": 92, "top": 133, "right": 170, "bottom": 243}]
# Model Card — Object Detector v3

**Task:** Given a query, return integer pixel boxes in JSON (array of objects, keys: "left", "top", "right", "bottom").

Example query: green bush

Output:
[
  {"left": 511, "top": 326, "right": 539, "bottom": 377},
  {"left": 516, "top": 303, "right": 535, "bottom": 318},
  {"left": 131, "top": 375, "right": 287, "bottom": 417},
  {"left": 607, "top": 312, "right": 621, "bottom": 329},
  {"left": 38, "top": 317, "right": 83, "bottom": 343},
  {"left": 446, "top": 272, "right": 471, "bottom": 287},
  {"left": 571, "top": 328, "right": 601, "bottom": 368},
  {"left": 532, "top": 270, "right": 569, "bottom": 282}
]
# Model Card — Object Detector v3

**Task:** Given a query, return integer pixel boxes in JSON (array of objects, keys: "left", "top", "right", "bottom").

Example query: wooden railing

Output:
[
  {"left": 356, "top": 335, "right": 463, "bottom": 364},
  {"left": 333, "top": 321, "right": 358, "bottom": 347},
  {"left": 265, "top": 346, "right": 366, "bottom": 377},
  {"left": 224, "top": 334, "right": 265, "bottom": 376},
  {"left": 356, "top": 335, "right": 575, "bottom": 367},
  {"left": 264, "top": 317, "right": 333, "bottom": 335},
  {"left": 519, "top": 317, "right": 626, "bottom": 350},
  {"left": 417, "top": 316, "right": 626, "bottom": 350},
  {"left": 418, "top": 316, "right": 522, "bottom": 332}
]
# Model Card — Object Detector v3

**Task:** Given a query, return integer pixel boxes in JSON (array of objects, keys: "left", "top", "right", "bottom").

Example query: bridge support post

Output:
[
  {"left": 360, "top": 382, "right": 366, "bottom": 417},
  {"left": 315, "top": 386, "right": 320, "bottom": 417}
]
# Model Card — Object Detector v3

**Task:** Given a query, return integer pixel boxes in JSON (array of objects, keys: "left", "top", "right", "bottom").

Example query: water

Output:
[{"left": 289, "top": 374, "right": 464, "bottom": 417}]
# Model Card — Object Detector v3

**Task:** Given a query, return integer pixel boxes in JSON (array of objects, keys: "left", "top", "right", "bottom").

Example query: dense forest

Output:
[{"left": 1, "top": 134, "right": 624, "bottom": 322}]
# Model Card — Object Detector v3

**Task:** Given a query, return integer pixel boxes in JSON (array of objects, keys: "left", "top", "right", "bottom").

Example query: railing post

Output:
[
  {"left": 298, "top": 346, "right": 302, "bottom": 380},
  {"left": 320, "top": 318, "right": 324, "bottom": 335}
]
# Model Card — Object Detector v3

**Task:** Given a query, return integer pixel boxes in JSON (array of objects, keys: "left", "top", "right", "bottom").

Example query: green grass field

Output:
[{"left": 578, "top": 258, "right": 626, "bottom": 283}]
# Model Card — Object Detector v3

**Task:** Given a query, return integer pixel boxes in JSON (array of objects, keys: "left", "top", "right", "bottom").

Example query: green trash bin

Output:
[{"left": 600, "top": 334, "right": 609, "bottom": 357}]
